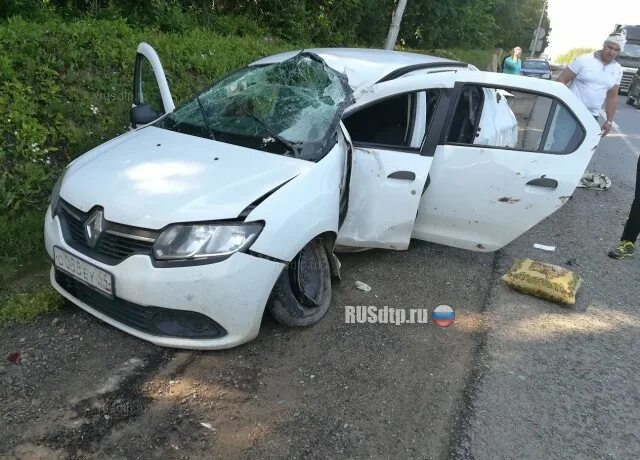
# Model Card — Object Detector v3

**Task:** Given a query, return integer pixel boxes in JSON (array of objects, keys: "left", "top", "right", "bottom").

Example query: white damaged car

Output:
[{"left": 45, "top": 45, "right": 600, "bottom": 349}]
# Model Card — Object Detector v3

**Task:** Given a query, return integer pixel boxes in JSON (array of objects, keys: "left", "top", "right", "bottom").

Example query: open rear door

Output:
[
  {"left": 411, "top": 71, "right": 601, "bottom": 251},
  {"left": 336, "top": 73, "right": 456, "bottom": 250},
  {"left": 131, "top": 42, "right": 175, "bottom": 128}
]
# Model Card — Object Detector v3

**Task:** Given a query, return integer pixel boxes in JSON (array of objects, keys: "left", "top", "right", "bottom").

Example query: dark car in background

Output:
[
  {"left": 520, "top": 58, "right": 552, "bottom": 79},
  {"left": 626, "top": 68, "right": 640, "bottom": 108}
]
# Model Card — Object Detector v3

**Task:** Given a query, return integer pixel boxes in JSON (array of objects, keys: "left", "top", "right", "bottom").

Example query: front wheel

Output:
[{"left": 267, "top": 239, "right": 332, "bottom": 327}]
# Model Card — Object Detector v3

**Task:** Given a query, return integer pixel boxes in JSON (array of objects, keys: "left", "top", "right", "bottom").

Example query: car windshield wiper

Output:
[
  {"left": 196, "top": 95, "right": 216, "bottom": 140},
  {"left": 246, "top": 113, "right": 300, "bottom": 157}
]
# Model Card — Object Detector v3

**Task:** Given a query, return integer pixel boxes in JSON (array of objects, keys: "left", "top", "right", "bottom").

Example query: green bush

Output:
[{"left": 0, "top": 17, "right": 294, "bottom": 215}]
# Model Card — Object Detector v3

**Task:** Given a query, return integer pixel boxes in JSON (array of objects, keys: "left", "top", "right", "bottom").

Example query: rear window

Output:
[{"left": 523, "top": 60, "right": 550, "bottom": 70}]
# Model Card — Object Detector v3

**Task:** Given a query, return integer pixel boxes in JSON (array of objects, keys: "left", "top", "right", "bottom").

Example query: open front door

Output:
[
  {"left": 131, "top": 42, "right": 175, "bottom": 128},
  {"left": 336, "top": 73, "right": 455, "bottom": 250},
  {"left": 411, "top": 71, "right": 601, "bottom": 251}
]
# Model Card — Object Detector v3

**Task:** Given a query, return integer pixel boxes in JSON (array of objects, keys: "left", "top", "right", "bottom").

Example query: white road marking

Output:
[{"left": 600, "top": 108, "right": 639, "bottom": 157}]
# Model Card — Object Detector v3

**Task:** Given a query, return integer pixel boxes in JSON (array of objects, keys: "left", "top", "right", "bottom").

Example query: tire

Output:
[{"left": 267, "top": 239, "right": 332, "bottom": 327}]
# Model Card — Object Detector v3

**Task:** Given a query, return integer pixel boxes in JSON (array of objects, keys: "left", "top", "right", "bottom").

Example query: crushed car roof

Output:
[{"left": 250, "top": 48, "right": 464, "bottom": 90}]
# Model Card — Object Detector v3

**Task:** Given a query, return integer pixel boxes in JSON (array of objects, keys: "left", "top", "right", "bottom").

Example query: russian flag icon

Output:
[{"left": 432, "top": 305, "right": 455, "bottom": 327}]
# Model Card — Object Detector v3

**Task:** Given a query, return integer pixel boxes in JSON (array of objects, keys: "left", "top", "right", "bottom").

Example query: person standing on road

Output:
[
  {"left": 554, "top": 35, "right": 635, "bottom": 258},
  {"left": 502, "top": 47, "right": 522, "bottom": 75},
  {"left": 486, "top": 47, "right": 503, "bottom": 72},
  {"left": 609, "top": 157, "right": 640, "bottom": 259},
  {"left": 556, "top": 33, "right": 624, "bottom": 136}
]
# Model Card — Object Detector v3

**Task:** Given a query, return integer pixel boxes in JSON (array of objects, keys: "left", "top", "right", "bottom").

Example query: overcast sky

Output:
[{"left": 545, "top": 0, "right": 640, "bottom": 59}]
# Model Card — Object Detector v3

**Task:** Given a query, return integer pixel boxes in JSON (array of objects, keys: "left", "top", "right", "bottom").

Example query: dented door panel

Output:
[
  {"left": 411, "top": 71, "right": 601, "bottom": 251},
  {"left": 411, "top": 144, "right": 589, "bottom": 251},
  {"left": 335, "top": 73, "right": 456, "bottom": 249},
  {"left": 336, "top": 147, "right": 431, "bottom": 249}
]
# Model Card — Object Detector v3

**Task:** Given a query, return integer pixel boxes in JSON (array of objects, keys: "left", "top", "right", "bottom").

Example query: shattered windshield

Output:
[{"left": 157, "top": 52, "right": 353, "bottom": 161}]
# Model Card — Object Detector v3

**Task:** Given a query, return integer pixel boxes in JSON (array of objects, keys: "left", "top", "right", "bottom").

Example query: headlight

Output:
[
  {"left": 153, "top": 222, "right": 263, "bottom": 261},
  {"left": 50, "top": 169, "right": 67, "bottom": 212}
]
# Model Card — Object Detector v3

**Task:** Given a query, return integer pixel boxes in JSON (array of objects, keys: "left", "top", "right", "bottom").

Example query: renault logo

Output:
[{"left": 84, "top": 210, "right": 105, "bottom": 248}]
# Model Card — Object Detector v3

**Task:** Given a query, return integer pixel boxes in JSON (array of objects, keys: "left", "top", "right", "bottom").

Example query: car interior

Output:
[
  {"left": 446, "top": 85, "right": 484, "bottom": 144},
  {"left": 343, "top": 90, "right": 439, "bottom": 149}
]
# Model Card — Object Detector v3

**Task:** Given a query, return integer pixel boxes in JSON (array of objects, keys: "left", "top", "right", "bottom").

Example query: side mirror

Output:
[{"left": 130, "top": 104, "right": 161, "bottom": 127}]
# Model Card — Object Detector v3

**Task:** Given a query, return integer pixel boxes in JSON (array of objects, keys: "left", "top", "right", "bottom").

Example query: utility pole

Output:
[
  {"left": 530, "top": 0, "right": 548, "bottom": 58},
  {"left": 384, "top": 0, "right": 408, "bottom": 50}
]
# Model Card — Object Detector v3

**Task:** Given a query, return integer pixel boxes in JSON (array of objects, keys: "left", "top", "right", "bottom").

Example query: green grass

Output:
[
  {"left": 0, "top": 209, "right": 54, "bottom": 325},
  {"left": 0, "top": 211, "right": 48, "bottom": 288},
  {"left": 0, "top": 211, "right": 46, "bottom": 259},
  {"left": 0, "top": 282, "right": 62, "bottom": 325},
  {"left": 401, "top": 47, "right": 494, "bottom": 70},
  {"left": 426, "top": 48, "right": 494, "bottom": 69}
]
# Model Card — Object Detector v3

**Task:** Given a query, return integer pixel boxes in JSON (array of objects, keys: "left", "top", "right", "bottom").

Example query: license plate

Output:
[{"left": 53, "top": 246, "right": 114, "bottom": 298}]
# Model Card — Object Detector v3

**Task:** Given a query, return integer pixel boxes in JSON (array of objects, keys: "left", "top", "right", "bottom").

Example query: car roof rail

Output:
[{"left": 377, "top": 61, "right": 469, "bottom": 83}]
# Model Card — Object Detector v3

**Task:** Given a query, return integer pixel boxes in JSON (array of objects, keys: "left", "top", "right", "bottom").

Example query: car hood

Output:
[{"left": 60, "top": 127, "right": 313, "bottom": 229}]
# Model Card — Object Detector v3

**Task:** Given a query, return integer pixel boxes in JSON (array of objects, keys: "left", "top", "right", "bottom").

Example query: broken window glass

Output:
[{"left": 158, "top": 52, "right": 354, "bottom": 161}]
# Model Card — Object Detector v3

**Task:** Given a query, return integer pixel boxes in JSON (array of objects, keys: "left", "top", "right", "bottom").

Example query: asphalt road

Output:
[
  {"left": 452, "top": 97, "right": 640, "bottom": 458},
  {"left": 1, "top": 98, "right": 639, "bottom": 460}
]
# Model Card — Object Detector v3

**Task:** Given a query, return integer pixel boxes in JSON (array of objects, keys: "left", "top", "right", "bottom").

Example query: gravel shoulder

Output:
[{"left": 1, "top": 242, "right": 494, "bottom": 459}]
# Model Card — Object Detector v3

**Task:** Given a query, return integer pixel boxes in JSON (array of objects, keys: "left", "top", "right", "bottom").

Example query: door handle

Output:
[
  {"left": 388, "top": 171, "right": 416, "bottom": 181},
  {"left": 526, "top": 177, "right": 558, "bottom": 189}
]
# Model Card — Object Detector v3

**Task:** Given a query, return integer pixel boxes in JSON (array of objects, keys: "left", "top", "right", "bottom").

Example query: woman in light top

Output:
[{"left": 502, "top": 47, "right": 523, "bottom": 75}]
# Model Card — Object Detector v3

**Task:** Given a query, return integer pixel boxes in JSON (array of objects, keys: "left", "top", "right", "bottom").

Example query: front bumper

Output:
[{"left": 44, "top": 207, "right": 285, "bottom": 350}]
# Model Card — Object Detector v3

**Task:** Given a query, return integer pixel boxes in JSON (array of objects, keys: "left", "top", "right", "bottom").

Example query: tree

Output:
[
  {"left": 555, "top": 48, "right": 596, "bottom": 65},
  {"left": 384, "top": 0, "right": 407, "bottom": 50},
  {"left": 491, "top": 0, "right": 551, "bottom": 53}
]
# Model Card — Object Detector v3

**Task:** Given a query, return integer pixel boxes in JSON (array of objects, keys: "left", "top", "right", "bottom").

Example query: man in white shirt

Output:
[
  {"left": 557, "top": 35, "right": 639, "bottom": 260},
  {"left": 557, "top": 34, "right": 624, "bottom": 136}
]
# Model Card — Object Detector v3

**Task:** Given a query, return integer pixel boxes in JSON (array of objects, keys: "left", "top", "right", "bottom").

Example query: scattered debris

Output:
[
  {"left": 565, "top": 258, "right": 578, "bottom": 267},
  {"left": 51, "top": 317, "right": 60, "bottom": 326},
  {"left": 355, "top": 281, "right": 371, "bottom": 292},
  {"left": 533, "top": 243, "right": 556, "bottom": 252},
  {"left": 476, "top": 244, "right": 486, "bottom": 250},
  {"left": 498, "top": 197, "right": 521, "bottom": 204},
  {"left": 578, "top": 171, "right": 611, "bottom": 190},
  {"left": 200, "top": 422, "right": 214, "bottom": 431},
  {"left": 502, "top": 258, "right": 582, "bottom": 305},
  {"left": 8, "top": 352, "right": 21, "bottom": 365}
]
